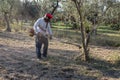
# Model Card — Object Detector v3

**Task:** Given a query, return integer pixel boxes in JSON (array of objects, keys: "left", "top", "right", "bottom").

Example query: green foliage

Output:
[
  {"left": 92, "top": 34, "right": 120, "bottom": 47},
  {"left": 53, "top": 22, "right": 120, "bottom": 47},
  {"left": 0, "top": 0, "right": 11, "bottom": 12},
  {"left": 52, "top": 21, "right": 72, "bottom": 29},
  {"left": 22, "top": 1, "right": 39, "bottom": 19},
  {"left": 110, "top": 23, "right": 120, "bottom": 31},
  {"left": 104, "top": 39, "right": 120, "bottom": 47},
  {"left": 92, "top": 26, "right": 120, "bottom": 47},
  {"left": 27, "top": 5, "right": 39, "bottom": 19},
  {"left": 86, "top": 25, "right": 120, "bottom": 47},
  {"left": 84, "top": 20, "right": 92, "bottom": 33}
]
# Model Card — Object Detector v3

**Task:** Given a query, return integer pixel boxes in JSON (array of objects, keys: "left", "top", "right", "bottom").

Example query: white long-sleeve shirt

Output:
[{"left": 33, "top": 17, "right": 52, "bottom": 36}]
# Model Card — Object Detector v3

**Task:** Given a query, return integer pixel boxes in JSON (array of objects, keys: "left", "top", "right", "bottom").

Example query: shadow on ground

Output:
[
  {"left": 0, "top": 31, "right": 119, "bottom": 80},
  {"left": 0, "top": 43, "right": 97, "bottom": 80}
]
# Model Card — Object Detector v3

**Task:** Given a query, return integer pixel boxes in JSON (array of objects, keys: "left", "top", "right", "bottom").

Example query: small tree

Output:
[
  {"left": 0, "top": 0, "right": 13, "bottom": 31},
  {"left": 71, "top": 0, "right": 91, "bottom": 61}
]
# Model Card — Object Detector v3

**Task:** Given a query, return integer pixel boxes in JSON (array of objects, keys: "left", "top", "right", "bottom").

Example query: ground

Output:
[{"left": 0, "top": 31, "right": 120, "bottom": 80}]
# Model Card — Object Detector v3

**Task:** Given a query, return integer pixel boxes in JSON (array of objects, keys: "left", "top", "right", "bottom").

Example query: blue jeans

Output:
[{"left": 35, "top": 35, "right": 48, "bottom": 58}]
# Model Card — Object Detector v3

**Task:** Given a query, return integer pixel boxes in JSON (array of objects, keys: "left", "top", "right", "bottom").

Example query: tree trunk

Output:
[
  {"left": 73, "top": 0, "right": 90, "bottom": 61},
  {"left": 4, "top": 12, "right": 11, "bottom": 32},
  {"left": 93, "top": 24, "right": 97, "bottom": 35},
  {"left": 80, "top": 16, "right": 90, "bottom": 61}
]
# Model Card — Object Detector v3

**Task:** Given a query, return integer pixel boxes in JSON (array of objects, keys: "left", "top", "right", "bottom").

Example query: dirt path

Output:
[{"left": 0, "top": 31, "right": 120, "bottom": 80}]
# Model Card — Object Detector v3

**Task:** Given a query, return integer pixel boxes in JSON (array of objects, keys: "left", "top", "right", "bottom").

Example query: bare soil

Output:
[{"left": 0, "top": 31, "right": 120, "bottom": 80}]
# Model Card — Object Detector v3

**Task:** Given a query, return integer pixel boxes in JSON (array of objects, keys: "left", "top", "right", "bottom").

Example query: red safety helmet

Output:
[{"left": 45, "top": 13, "right": 53, "bottom": 19}]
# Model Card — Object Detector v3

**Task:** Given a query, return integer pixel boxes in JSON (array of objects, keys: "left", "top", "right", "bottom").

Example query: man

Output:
[{"left": 33, "top": 13, "right": 53, "bottom": 59}]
